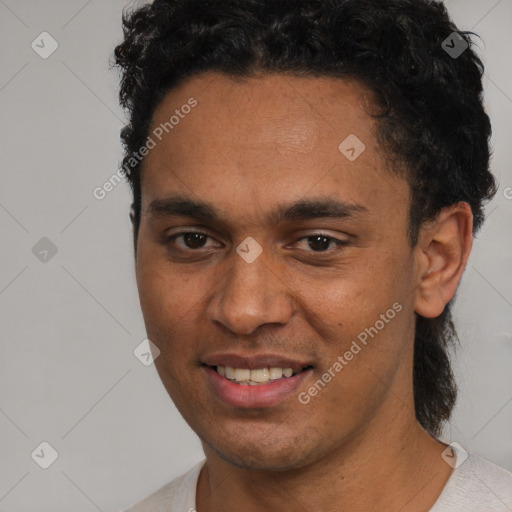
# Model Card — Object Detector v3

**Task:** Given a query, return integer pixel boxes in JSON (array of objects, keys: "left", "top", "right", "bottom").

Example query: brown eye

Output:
[
  {"left": 295, "top": 234, "right": 348, "bottom": 253},
  {"left": 166, "top": 232, "right": 217, "bottom": 250},
  {"left": 180, "top": 233, "right": 208, "bottom": 249}
]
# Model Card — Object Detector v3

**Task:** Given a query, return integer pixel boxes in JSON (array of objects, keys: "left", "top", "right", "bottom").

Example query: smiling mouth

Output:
[{"left": 205, "top": 365, "right": 313, "bottom": 385}]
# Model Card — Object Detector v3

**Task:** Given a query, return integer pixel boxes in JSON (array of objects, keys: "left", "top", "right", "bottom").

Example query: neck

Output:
[{"left": 196, "top": 397, "right": 453, "bottom": 512}]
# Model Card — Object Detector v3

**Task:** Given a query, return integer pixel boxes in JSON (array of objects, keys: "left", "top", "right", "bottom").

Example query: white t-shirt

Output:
[{"left": 125, "top": 444, "right": 512, "bottom": 511}]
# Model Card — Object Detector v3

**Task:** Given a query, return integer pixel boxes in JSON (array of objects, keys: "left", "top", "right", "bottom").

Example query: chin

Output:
[
  {"left": 212, "top": 445, "right": 310, "bottom": 472},
  {"left": 201, "top": 425, "right": 320, "bottom": 472}
]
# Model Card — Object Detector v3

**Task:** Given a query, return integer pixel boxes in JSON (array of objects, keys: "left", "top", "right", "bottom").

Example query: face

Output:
[{"left": 135, "top": 72, "right": 419, "bottom": 471}]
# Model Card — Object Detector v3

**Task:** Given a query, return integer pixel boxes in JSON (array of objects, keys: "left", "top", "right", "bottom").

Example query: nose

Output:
[{"left": 207, "top": 250, "right": 295, "bottom": 335}]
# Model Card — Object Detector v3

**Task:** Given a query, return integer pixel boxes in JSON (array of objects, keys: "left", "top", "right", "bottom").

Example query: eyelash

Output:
[{"left": 164, "top": 231, "right": 349, "bottom": 254}]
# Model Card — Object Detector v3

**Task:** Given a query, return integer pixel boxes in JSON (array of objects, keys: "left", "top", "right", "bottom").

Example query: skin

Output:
[{"left": 134, "top": 71, "right": 473, "bottom": 511}]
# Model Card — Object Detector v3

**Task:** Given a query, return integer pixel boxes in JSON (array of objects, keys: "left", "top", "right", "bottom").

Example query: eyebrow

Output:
[{"left": 147, "top": 194, "right": 368, "bottom": 225}]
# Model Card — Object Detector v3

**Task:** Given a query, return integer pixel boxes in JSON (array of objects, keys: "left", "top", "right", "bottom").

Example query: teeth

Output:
[
  {"left": 234, "top": 368, "right": 251, "bottom": 381},
  {"left": 250, "top": 368, "right": 269, "bottom": 382},
  {"left": 269, "top": 367, "right": 283, "bottom": 380},
  {"left": 216, "top": 365, "right": 297, "bottom": 384},
  {"left": 225, "top": 366, "right": 235, "bottom": 379}
]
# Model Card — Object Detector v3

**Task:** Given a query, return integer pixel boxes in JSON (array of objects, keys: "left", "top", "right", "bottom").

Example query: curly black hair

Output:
[{"left": 112, "top": 0, "right": 497, "bottom": 437}]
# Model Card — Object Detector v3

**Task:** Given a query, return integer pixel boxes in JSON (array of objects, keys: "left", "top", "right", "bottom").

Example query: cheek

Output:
[
  {"left": 136, "top": 257, "right": 204, "bottom": 398},
  {"left": 299, "top": 254, "right": 413, "bottom": 379},
  {"left": 299, "top": 256, "right": 403, "bottom": 327},
  {"left": 135, "top": 249, "right": 198, "bottom": 349},
  {"left": 136, "top": 238, "right": 196, "bottom": 311},
  {"left": 302, "top": 279, "right": 410, "bottom": 416}
]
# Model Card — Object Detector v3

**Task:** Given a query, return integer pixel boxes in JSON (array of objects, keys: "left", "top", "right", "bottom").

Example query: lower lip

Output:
[{"left": 203, "top": 366, "right": 312, "bottom": 408}]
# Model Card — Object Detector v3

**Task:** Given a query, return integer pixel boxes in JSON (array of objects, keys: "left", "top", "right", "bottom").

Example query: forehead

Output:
[
  {"left": 141, "top": 72, "right": 408, "bottom": 225},
  {"left": 148, "top": 71, "right": 376, "bottom": 153}
]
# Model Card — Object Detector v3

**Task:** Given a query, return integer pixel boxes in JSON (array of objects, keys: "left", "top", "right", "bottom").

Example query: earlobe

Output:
[{"left": 414, "top": 202, "right": 473, "bottom": 319}]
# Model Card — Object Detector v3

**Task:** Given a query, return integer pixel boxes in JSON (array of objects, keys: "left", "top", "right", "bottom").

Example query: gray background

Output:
[{"left": 0, "top": 0, "right": 511, "bottom": 511}]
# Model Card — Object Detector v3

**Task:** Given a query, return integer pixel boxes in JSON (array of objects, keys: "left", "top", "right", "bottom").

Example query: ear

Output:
[
  {"left": 129, "top": 203, "right": 138, "bottom": 262},
  {"left": 413, "top": 202, "right": 473, "bottom": 318}
]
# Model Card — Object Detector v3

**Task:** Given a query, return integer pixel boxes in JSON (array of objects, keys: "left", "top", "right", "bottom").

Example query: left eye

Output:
[
  {"left": 166, "top": 232, "right": 346, "bottom": 253},
  {"left": 294, "top": 234, "right": 347, "bottom": 253}
]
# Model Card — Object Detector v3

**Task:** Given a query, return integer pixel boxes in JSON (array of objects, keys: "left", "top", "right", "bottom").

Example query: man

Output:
[{"left": 113, "top": 0, "right": 512, "bottom": 510}]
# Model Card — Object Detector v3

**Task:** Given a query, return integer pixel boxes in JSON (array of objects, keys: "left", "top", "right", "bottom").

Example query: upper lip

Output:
[{"left": 202, "top": 353, "right": 312, "bottom": 373}]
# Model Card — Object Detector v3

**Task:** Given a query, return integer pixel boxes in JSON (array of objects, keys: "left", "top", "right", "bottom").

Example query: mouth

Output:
[
  {"left": 201, "top": 357, "right": 314, "bottom": 408},
  {"left": 205, "top": 364, "right": 313, "bottom": 385}
]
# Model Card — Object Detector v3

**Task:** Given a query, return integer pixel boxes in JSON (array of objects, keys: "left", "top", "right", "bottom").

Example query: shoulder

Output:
[
  {"left": 431, "top": 447, "right": 512, "bottom": 512},
  {"left": 125, "top": 460, "right": 205, "bottom": 512}
]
